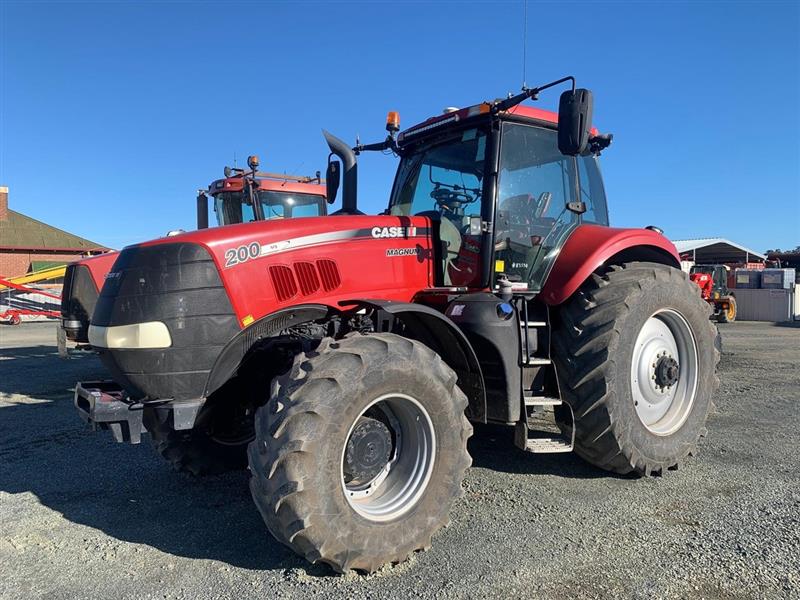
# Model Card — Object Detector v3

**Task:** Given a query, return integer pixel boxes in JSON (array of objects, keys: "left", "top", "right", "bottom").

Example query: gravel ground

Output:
[{"left": 1, "top": 321, "right": 798, "bottom": 599}]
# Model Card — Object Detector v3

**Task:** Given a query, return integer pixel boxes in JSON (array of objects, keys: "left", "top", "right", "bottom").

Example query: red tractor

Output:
[
  {"left": 74, "top": 78, "right": 719, "bottom": 573},
  {"left": 689, "top": 264, "right": 737, "bottom": 323},
  {"left": 60, "top": 160, "right": 327, "bottom": 345}
]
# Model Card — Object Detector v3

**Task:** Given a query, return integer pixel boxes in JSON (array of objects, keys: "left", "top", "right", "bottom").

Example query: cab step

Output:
[
  {"left": 520, "top": 321, "right": 547, "bottom": 327},
  {"left": 525, "top": 436, "right": 573, "bottom": 453},
  {"left": 522, "top": 356, "right": 551, "bottom": 366},
  {"left": 523, "top": 394, "right": 562, "bottom": 407}
]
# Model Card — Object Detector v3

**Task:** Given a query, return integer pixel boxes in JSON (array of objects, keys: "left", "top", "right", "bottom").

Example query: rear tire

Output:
[
  {"left": 248, "top": 333, "right": 472, "bottom": 573},
  {"left": 552, "top": 262, "right": 720, "bottom": 475}
]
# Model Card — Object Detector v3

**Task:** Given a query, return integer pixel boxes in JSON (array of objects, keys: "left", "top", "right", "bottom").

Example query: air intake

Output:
[
  {"left": 269, "top": 265, "right": 298, "bottom": 302},
  {"left": 316, "top": 259, "right": 341, "bottom": 292},
  {"left": 293, "top": 262, "right": 321, "bottom": 296}
]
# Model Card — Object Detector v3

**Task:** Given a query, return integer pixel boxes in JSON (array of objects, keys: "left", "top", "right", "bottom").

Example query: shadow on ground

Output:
[{"left": 0, "top": 342, "right": 619, "bottom": 574}]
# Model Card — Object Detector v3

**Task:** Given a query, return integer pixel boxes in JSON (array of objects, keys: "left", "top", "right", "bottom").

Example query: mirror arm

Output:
[
  {"left": 492, "top": 75, "right": 576, "bottom": 114},
  {"left": 353, "top": 135, "right": 399, "bottom": 155}
]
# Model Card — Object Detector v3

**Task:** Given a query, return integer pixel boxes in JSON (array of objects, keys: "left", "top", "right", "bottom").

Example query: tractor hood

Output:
[
  {"left": 90, "top": 216, "right": 434, "bottom": 401},
  {"left": 128, "top": 215, "right": 435, "bottom": 324}
]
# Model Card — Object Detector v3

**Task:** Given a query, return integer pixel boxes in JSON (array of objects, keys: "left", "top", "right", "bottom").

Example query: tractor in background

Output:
[
  {"left": 73, "top": 78, "right": 719, "bottom": 573},
  {"left": 690, "top": 264, "right": 737, "bottom": 323},
  {"left": 60, "top": 157, "right": 327, "bottom": 345}
]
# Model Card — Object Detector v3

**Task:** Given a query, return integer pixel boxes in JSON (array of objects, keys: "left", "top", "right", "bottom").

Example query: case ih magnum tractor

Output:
[
  {"left": 60, "top": 160, "right": 326, "bottom": 345},
  {"left": 689, "top": 264, "right": 737, "bottom": 323},
  {"left": 75, "top": 78, "right": 719, "bottom": 573}
]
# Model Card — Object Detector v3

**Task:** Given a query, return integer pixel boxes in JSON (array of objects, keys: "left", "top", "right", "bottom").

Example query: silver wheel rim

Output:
[
  {"left": 340, "top": 393, "right": 436, "bottom": 522},
  {"left": 630, "top": 309, "right": 699, "bottom": 436}
]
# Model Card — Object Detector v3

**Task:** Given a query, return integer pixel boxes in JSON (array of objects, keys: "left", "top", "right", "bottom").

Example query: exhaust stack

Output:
[{"left": 323, "top": 130, "right": 361, "bottom": 215}]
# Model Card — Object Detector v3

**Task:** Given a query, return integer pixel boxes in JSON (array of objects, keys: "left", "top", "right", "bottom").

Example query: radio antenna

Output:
[{"left": 521, "top": 0, "right": 528, "bottom": 89}]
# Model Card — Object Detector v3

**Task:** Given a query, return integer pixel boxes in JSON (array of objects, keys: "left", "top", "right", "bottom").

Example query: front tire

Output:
[
  {"left": 248, "top": 333, "right": 472, "bottom": 573},
  {"left": 144, "top": 379, "right": 255, "bottom": 476},
  {"left": 552, "top": 262, "right": 720, "bottom": 475}
]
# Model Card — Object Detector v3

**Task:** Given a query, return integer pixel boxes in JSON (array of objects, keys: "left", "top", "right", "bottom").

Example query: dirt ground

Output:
[{"left": 1, "top": 320, "right": 798, "bottom": 599}]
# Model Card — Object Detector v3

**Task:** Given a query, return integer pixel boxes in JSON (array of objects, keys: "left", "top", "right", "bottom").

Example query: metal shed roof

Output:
[
  {"left": 0, "top": 210, "right": 108, "bottom": 252},
  {"left": 672, "top": 238, "right": 766, "bottom": 263}
]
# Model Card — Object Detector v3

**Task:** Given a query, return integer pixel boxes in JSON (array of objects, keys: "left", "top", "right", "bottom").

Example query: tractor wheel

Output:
[
  {"left": 552, "top": 262, "right": 719, "bottom": 476},
  {"left": 143, "top": 386, "right": 255, "bottom": 476},
  {"left": 248, "top": 333, "right": 472, "bottom": 573},
  {"left": 718, "top": 296, "right": 736, "bottom": 323}
]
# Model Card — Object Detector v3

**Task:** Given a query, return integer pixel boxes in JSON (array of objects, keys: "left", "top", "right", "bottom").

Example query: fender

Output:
[
  {"left": 540, "top": 225, "right": 680, "bottom": 305},
  {"left": 348, "top": 299, "right": 486, "bottom": 423},
  {"left": 78, "top": 251, "right": 120, "bottom": 291},
  {"left": 204, "top": 304, "right": 333, "bottom": 397}
]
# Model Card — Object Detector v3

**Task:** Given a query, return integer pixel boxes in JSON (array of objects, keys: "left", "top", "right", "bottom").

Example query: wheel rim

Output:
[
  {"left": 727, "top": 299, "right": 736, "bottom": 321},
  {"left": 207, "top": 402, "right": 255, "bottom": 446},
  {"left": 630, "top": 309, "right": 699, "bottom": 436},
  {"left": 341, "top": 393, "right": 436, "bottom": 522}
]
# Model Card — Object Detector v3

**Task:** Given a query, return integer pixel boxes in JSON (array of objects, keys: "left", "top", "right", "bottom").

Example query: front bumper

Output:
[
  {"left": 74, "top": 380, "right": 146, "bottom": 443},
  {"left": 74, "top": 380, "right": 206, "bottom": 444}
]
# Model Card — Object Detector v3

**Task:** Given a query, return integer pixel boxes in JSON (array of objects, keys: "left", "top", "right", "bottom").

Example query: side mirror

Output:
[
  {"left": 558, "top": 88, "right": 593, "bottom": 156},
  {"left": 326, "top": 160, "right": 341, "bottom": 204}
]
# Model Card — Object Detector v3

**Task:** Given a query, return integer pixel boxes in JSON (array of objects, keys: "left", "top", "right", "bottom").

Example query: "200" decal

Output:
[{"left": 224, "top": 242, "right": 261, "bottom": 267}]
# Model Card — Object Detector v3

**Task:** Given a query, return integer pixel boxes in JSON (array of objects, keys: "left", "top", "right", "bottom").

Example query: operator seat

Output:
[{"left": 415, "top": 210, "right": 462, "bottom": 286}]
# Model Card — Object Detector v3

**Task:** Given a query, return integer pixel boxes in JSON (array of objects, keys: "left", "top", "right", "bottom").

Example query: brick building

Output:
[{"left": 0, "top": 186, "right": 110, "bottom": 278}]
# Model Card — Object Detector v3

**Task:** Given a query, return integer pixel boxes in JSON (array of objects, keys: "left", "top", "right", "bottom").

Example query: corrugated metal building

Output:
[{"left": 672, "top": 238, "right": 767, "bottom": 265}]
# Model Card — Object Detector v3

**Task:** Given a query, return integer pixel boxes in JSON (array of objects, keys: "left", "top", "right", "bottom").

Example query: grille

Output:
[
  {"left": 269, "top": 265, "right": 298, "bottom": 302},
  {"left": 294, "top": 262, "right": 321, "bottom": 296},
  {"left": 316, "top": 259, "right": 341, "bottom": 292}
]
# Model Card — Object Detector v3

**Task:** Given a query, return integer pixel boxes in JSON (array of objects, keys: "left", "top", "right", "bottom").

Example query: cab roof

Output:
[
  {"left": 398, "top": 102, "right": 597, "bottom": 144},
  {"left": 209, "top": 177, "right": 326, "bottom": 197}
]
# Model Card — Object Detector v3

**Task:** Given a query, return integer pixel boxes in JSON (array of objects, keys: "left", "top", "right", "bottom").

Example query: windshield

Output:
[
  {"left": 389, "top": 127, "right": 488, "bottom": 287},
  {"left": 213, "top": 190, "right": 325, "bottom": 225},
  {"left": 389, "top": 128, "right": 487, "bottom": 218},
  {"left": 259, "top": 191, "right": 325, "bottom": 219},
  {"left": 214, "top": 192, "right": 256, "bottom": 226}
]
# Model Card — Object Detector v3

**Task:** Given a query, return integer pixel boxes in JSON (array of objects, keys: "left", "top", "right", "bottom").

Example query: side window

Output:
[
  {"left": 714, "top": 268, "right": 726, "bottom": 288},
  {"left": 214, "top": 192, "right": 254, "bottom": 226},
  {"left": 496, "top": 123, "right": 579, "bottom": 287},
  {"left": 578, "top": 156, "right": 609, "bottom": 225}
]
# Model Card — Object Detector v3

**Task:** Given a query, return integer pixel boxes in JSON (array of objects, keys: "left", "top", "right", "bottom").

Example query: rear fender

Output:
[
  {"left": 541, "top": 225, "right": 680, "bottom": 305},
  {"left": 348, "top": 299, "right": 486, "bottom": 423},
  {"left": 204, "top": 304, "right": 333, "bottom": 397}
]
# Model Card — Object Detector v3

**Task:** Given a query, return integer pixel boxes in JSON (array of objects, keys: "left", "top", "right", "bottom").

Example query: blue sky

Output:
[{"left": 1, "top": 1, "right": 798, "bottom": 253}]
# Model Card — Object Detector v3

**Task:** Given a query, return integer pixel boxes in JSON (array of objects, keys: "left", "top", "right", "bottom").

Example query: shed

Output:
[{"left": 672, "top": 238, "right": 766, "bottom": 265}]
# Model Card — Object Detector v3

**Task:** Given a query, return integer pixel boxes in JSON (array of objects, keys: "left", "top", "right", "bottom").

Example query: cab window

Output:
[{"left": 577, "top": 155, "right": 609, "bottom": 225}]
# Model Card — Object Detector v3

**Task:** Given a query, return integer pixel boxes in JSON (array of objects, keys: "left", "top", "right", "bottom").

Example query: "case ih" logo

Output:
[{"left": 371, "top": 226, "right": 417, "bottom": 238}]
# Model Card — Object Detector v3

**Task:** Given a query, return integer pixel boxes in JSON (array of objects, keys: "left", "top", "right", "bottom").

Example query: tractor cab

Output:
[
  {"left": 205, "top": 158, "right": 326, "bottom": 227},
  {"left": 689, "top": 264, "right": 730, "bottom": 297},
  {"left": 388, "top": 103, "right": 610, "bottom": 290}
]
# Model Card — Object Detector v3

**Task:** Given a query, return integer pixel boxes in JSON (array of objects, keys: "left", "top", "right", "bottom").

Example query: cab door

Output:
[
  {"left": 495, "top": 123, "right": 580, "bottom": 292},
  {"left": 494, "top": 122, "right": 609, "bottom": 293}
]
